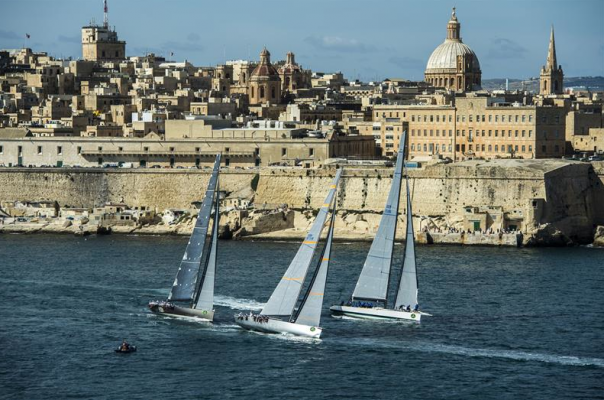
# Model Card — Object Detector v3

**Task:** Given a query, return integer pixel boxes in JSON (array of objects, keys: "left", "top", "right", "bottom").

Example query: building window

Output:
[
  {"left": 77, "top": 146, "right": 82, "bottom": 155},
  {"left": 488, "top": 145, "right": 492, "bottom": 152},
  {"left": 522, "top": 145, "right": 526, "bottom": 152},
  {"left": 38, "top": 146, "right": 43, "bottom": 155},
  {"left": 423, "top": 129, "right": 427, "bottom": 137},
  {"left": 515, "top": 130, "right": 518, "bottom": 137},
  {"left": 0, "top": 145, "right": 3, "bottom": 154},
  {"left": 495, "top": 145, "right": 499, "bottom": 152},
  {"left": 449, "top": 130, "right": 452, "bottom": 137},
  {"left": 529, "top": 130, "right": 533, "bottom": 138},
  {"left": 542, "top": 145, "right": 547, "bottom": 152},
  {"left": 98, "top": 146, "right": 103, "bottom": 152},
  {"left": 554, "top": 145, "right": 559, "bottom": 153},
  {"left": 411, "top": 144, "right": 415, "bottom": 151},
  {"left": 529, "top": 145, "right": 533, "bottom": 152},
  {"left": 423, "top": 144, "right": 427, "bottom": 152},
  {"left": 529, "top": 115, "right": 533, "bottom": 123},
  {"left": 282, "top": 148, "right": 287, "bottom": 157},
  {"left": 57, "top": 146, "right": 62, "bottom": 155},
  {"left": 169, "top": 147, "right": 175, "bottom": 152},
  {"left": 225, "top": 147, "right": 230, "bottom": 153},
  {"left": 260, "top": 86, "right": 265, "bottom": 98},
  {"left": 495, "top": 130, "right": 498, "bottom": 137},
  {"left": 522, "top": 130, "right": 525, "bottom": 137},
  {"left": 118, "top": 147, "right": 123, "bottom": 152},
  {"left": 411, "top": 129, "right": 415, "bottom": 136},
  {"left": 522, "top": 115, "right": 526, "bottom": 123}
]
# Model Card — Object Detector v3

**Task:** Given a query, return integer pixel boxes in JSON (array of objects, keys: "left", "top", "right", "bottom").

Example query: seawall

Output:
[{"left": 1, "top": 159, "right": 603, "bottom": 245}]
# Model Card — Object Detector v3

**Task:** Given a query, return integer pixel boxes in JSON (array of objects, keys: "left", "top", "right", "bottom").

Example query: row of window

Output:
[{"left": 410, "top": 143, "right": 561, "bottom": 154}]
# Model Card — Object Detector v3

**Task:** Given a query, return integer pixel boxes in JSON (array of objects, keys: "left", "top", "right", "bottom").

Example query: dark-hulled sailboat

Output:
[
  {"left": 148, "top": 154, "right": 221, "bottom": 321},
  {"left": 235, "top": 169, "right": 342, "bottom": 338},
  {"left": 330, "top": 132, "right": 428, "bottom": 322}
]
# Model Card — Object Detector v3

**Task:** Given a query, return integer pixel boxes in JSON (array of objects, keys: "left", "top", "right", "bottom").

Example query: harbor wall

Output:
[{"left": 1, "top": 160, "right": 603, "bottom": 245}]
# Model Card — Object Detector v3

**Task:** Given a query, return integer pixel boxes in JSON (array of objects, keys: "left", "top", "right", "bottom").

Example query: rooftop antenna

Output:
[{"left": 103, "top": 0, "right": 109, "bottom": 29}]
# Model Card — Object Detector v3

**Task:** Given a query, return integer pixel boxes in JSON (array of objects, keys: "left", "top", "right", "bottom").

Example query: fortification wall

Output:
[{"left": 0, "top": 159, "right": 600, "bottom": 244}]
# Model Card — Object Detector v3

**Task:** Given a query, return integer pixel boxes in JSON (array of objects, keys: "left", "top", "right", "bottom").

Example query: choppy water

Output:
[{"left": 1, "top": 234, "right": 603, "bottom": 399}]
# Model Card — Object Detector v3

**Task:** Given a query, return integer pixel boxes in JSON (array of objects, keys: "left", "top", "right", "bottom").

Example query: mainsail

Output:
[
  {"left": 394, "top": 177, "right": 418, "bottom": 309},
  {"left": 352, "top": 132, "right": 407, "bottom": 302},
  {"left": 261, "top": 169, "right": 343, "bottom": 318},
  {"left": 168, "top": 155, "right": 221, "bottom": 302},
  {"left": 194, "top": 176, "right": 220, "bottom": 312},
  {"left": 293, "top": 193, "right": 337, "bottom": 327}
]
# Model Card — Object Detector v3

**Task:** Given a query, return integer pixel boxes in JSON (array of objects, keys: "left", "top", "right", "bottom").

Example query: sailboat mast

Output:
[
  {"left": 292, "top": 191, "right": 337, "bottom": 323},
  {"left": 193, "top": 176, "right": 220, "bottom": 307},
  {"left": 351, "top": 131, "right": 407, "bottom": 305}
]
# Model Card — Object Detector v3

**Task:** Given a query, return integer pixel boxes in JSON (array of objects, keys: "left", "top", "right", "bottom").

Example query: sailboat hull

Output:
[
  {"left": 148, "top": 302, "right": 214, "bottom": 321},
  {"left": 329, "top": 305, "right": 422, "bottom": 322},
  {"left": 234, "top": 314, "right": 322, "bottom": 338}
]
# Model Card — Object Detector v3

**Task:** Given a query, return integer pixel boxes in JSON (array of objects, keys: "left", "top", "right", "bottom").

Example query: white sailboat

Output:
[
  {"left": 330, "top": 132, "right": 428, "bottom": 322},
  {"left": 149, "top": 154, "right": 221, "bottom": 322},
  {"left": 235, "top": 169, "right": 342, "bottom": 338}
]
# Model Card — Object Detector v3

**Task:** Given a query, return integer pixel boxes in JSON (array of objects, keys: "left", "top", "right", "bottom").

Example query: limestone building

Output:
[
  {"left": 248, "top": 48, "right": 281, "bottom": 105},
  {"left": 81, "top": 1, "right": 126, "bottom": 62},
  {"left": 424, "top": 8, "right": 481, "bottom": 92},
  {"left": 278, "top": 52, "right": 308, "bottom": 94},
  {"left": 540, "top": 27, "right": 564, "bottom": 95}
]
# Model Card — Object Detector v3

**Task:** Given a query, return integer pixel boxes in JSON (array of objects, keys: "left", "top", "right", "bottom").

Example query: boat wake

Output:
[
  {"left": 214, "top": 295, "right": 264, "bottom": 311},
  {"left": 339, "top": 338, "right": 604, "bottom": 368}
]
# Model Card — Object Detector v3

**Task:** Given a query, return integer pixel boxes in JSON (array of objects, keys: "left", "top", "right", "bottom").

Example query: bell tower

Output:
[{"left": 540, "top": 26, "right": 564, "bottom": 95}]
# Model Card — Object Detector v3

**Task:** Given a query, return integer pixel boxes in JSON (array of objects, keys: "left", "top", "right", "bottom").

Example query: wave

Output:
[
  {"left": 214, "top": 295, "right": 264, "bottom": 311},
  {"left": 340, "top": 338, "right": 604, "bottom": 368}
]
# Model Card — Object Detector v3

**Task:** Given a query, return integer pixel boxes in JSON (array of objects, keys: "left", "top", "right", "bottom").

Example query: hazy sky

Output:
[{"left": 1, "top": 0, "right": 603, "bottom": 81}]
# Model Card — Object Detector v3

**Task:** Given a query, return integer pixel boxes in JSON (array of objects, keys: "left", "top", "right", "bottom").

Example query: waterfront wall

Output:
[{"left": 1, "top": 159, "right": 603, "bottom": 244}]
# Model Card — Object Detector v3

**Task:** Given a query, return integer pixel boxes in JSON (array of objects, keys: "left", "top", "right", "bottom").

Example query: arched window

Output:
[
  {"left": 242, "top": 73, "right": 246, "bottom": 83},
  {"left": 251, "top": 87, "right": 254, "bottom": 97},
  {"left": 260, "top": 86, "right": 265, "bottom": 98},
  {"left": 554, "top": 80, "right": 559, "bottom": 91},
  {"left": 271, "top": 87, "right": 276, "bottom": 98}
]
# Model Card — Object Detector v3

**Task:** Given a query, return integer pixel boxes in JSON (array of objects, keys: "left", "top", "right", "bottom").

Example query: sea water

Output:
[{"left": 1, "top": 234, "right": 602, "bottom": 399}]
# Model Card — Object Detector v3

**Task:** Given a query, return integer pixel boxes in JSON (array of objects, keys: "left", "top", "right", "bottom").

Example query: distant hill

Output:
[{"left": 481, "top": 76, "right": 604, "bottom": 92}]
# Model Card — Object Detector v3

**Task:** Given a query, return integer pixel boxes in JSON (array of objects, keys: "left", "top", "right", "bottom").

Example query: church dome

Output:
[{"left": 426, "top": 41, "right": 480, "bottom": 71}]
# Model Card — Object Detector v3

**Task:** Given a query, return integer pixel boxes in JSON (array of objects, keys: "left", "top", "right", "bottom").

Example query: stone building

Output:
[
  {"left": 248, "top": 48, "right": 281, "bottom": 106},
  {"left": 540, "top": 27, "right": 564, "bottom": 96},
  {"left": 0, "top": 125, "right": 375, "bottom": 168},
  {"left": 278, "top": 52, "right": 308, "bottom": 94},
  {"left": 81, "top": 1, "right": 126, "bottom": 62},
  {"left": 424, "top": 8, "right": 481, "bottom": 92}
]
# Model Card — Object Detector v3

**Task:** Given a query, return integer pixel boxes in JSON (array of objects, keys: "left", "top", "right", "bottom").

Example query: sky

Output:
[{"left": 1, "top": 0, "right": 603, "bottom": 81}]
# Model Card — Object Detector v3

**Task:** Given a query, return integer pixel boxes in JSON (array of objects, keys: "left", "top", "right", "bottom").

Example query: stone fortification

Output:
[{"left": 1, "top": 159, "right": 602, "bottom": 245}]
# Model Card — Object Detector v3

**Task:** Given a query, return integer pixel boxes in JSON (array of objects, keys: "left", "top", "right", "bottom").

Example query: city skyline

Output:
[{"left": 1, "top": 0, "right": 603, "bottom": 81}]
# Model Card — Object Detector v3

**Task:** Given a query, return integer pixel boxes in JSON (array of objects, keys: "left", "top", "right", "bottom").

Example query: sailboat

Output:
[
  {"left": 330, "top": 132, "right": 427, "bottom": 322},
  {"left": 148, "top": 154, "right": 221, "bottom": 322},
  {"left": 234, "top": 169, "right": 342, "bottom": 338}
]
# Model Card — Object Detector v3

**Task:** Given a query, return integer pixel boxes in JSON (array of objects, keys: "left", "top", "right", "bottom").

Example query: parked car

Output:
[{"left": 588, "top": 155, "right": 603, "bottom": 161}]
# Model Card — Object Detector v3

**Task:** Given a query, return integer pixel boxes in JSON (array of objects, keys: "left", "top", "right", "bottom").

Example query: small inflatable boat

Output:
[{"left": 114, "top": 345, "right": 136, "bottom": 354}]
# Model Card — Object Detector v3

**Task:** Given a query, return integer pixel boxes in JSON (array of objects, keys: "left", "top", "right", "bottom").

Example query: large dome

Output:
[{"left": 426, "top": 40, "right": 480, "bottom": 71}]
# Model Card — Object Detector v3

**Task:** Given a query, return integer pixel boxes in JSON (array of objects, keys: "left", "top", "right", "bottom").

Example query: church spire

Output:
[{"left": 546, "top": 25, "right": 557, "bottom": 70}]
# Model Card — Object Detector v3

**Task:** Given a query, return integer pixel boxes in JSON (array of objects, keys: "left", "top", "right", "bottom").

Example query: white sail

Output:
[
  {"left": 261, "top": 169, "right": 343, "bottom": 318},
  {"left": 195, "top": 177, "right": 220, "bottom": 312},
  {"left": 294, "top": 194, "right": 337, "bottom": 327},
  {"left": 352, "top": 132, "right": 407, "bottom": 302},
  {"left": 394, "top": 177, "right": 418, "bottom": 310},
  {"left": 168, "top": 155, "right": 220, "bottom": 302}
]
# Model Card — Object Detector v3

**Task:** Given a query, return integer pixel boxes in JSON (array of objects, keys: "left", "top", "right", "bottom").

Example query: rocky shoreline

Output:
[{"left": 3, "top": 219, "right": 602, "bottom": 248}]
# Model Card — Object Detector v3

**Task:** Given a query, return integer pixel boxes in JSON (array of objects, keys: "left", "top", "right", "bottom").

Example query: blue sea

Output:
[{"left": 1, "top": 234, "right": 603, "bottom": 399}]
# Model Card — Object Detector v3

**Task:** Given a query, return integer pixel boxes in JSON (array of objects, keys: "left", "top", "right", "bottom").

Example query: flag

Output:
[{"left": 26, "top": 33, "right": 30, "bottom": 39}]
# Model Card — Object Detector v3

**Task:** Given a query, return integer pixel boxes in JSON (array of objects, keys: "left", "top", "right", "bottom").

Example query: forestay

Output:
[
  {"left": 168, "top": 155, "right": 221, "bottom": 302},
  {"left": 352, "top": 132, "right": 407, "bottom": 302},
  {"left": 294, "top": 194, "right": 337, "bottom": 327},
  {"left": 195, "top": 177, "right": 220, "bottom": 312},
  {"left": 262, "top": 169, "right": 343, "bottom": 318},
  {"left": 394, "top": 178, "right": 418, "bottom": 310}
]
